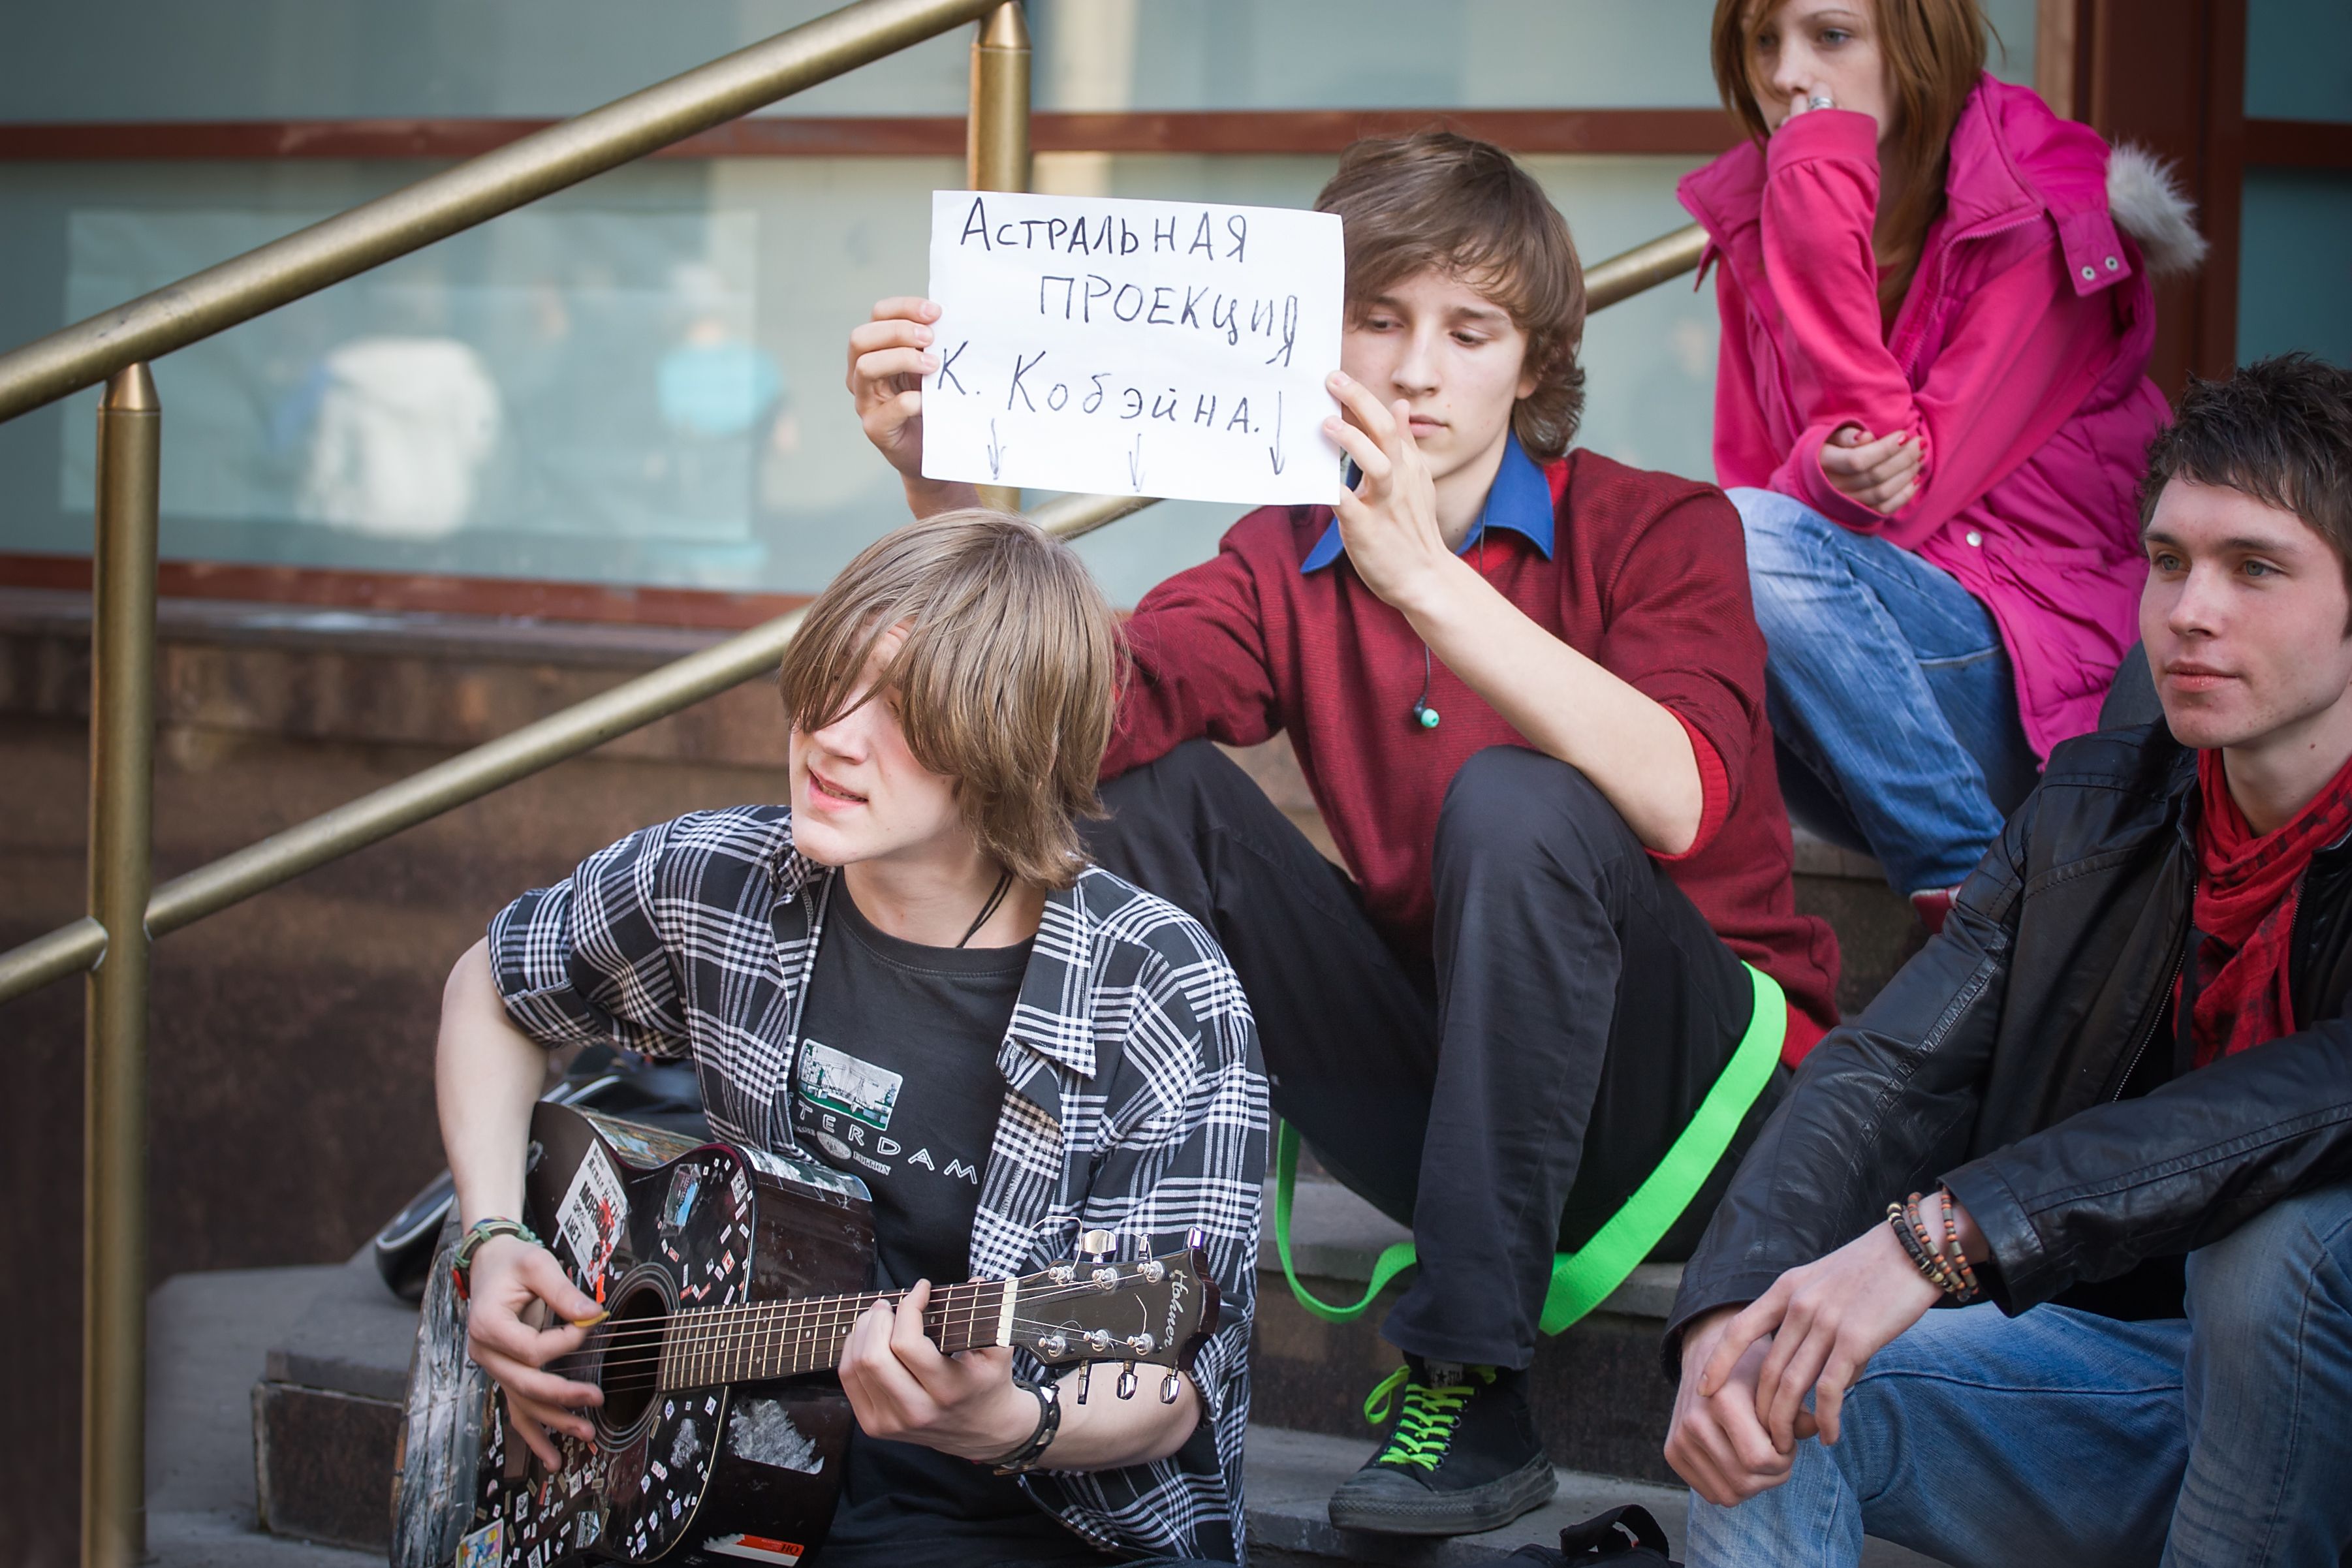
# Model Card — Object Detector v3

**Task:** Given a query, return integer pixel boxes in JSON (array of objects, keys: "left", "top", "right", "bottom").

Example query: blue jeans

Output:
[
  {"left": 1687, "top": 1180, "right": 2352, "bottom": 1567},
  {"left": 1733, "top": 488, "right": 2041, "bottom": 894}
]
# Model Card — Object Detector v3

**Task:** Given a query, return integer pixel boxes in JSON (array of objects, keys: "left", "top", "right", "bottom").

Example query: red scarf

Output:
[{"left": 2191, "top": 747, "right": 2352, "bottom": 1065}]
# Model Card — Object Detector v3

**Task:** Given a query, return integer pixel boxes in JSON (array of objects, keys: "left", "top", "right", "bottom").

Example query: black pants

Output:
[{"left": 1086, "top": 742, "right": 1785, "bottom": 1368}]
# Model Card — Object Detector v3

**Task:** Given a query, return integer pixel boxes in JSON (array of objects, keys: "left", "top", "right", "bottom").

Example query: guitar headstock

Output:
[{"left": 1005, "top": 1233, "right": 1217, "bottom": 1373}]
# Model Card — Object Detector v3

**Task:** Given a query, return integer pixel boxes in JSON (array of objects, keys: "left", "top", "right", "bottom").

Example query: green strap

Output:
[
  {"left": 1272, "top": 962, "right": 1787, "bottom": 1336},
  {"left": 1273, "top": 1125, "right": 1422, "bottom": 1322}
]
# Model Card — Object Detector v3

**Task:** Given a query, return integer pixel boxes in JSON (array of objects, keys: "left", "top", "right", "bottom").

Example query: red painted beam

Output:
[{"left": 0, "top": 108, "right": 1742, "bottom": 163}]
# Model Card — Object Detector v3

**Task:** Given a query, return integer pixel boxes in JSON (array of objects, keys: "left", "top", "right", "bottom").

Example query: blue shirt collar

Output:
[{"left": 1300, "top": 430, "right": 1554, "bottom": 574}]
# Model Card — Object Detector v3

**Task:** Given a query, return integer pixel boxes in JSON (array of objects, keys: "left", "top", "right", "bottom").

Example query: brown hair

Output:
[
  {"left": 2140, "top": 354, "right": 2352, "bottom": 619},
  {"left": 776, "top": 510, "right": 1122, "bottom": 888},
  {"left": 1313, "top": 131, "right": 1587, "bottom": 459},
  {"left": 1710, "top": 0, "right": 1988, "bottom": 321}
]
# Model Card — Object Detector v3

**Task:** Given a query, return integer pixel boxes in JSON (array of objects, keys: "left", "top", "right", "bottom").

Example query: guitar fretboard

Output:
[{"left": 654, "top": 1278, "right": 1012, "bottom": 1391}]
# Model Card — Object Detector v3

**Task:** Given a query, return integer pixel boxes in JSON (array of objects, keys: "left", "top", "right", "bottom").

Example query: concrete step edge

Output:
[
  {"left": 1240, "top": 1423, "right": 1941, "bottom": 1567},
  {"left": 1242, "top": 1422, "right": 1686, "bottom": 1565}
]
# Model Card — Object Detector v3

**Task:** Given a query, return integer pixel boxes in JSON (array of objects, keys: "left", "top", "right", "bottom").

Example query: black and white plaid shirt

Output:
[{"left": 488, "top": 806, "right": 1268, "bottom": 1563}]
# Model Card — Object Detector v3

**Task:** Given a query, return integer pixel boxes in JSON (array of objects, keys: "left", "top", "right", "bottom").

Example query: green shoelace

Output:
[{"left": 1361, "top": 1363, "right": 1497, "bottom": 1471}]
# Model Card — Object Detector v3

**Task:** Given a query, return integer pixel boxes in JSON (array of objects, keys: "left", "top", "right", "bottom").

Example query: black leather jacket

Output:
[{"left": 1667, "top": 723, "right": 2352, "bottom": 1360}]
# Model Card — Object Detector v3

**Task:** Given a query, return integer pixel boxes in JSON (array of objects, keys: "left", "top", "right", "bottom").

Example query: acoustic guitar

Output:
[{"left": 405, "top": 1101, "right": 1216, "bottom": 1568}]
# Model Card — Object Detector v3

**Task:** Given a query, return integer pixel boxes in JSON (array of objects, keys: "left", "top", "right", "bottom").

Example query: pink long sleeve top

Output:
[{"left": 1678, "top": 75, "right": 2172, "bottom": 758}]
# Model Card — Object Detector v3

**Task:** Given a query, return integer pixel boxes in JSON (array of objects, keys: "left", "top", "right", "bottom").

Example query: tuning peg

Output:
[
  {"left": 1159, "top": 1372, "right": 1182, "bottom": 1405},
  {"left": 1116, "top": 1363, "right": 1138, "bottom": 1400},
  {"left": 1076, "top": 1229, "right": 1118, "bottom": 1264},
  {"left": 1074, "top": 1362, "right": 1092, "bottom": 1405}
]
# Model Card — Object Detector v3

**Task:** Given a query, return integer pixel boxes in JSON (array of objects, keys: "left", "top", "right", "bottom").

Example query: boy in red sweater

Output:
[{"left": 847, "top": 133, "right": 1838, "bottom": 1537}]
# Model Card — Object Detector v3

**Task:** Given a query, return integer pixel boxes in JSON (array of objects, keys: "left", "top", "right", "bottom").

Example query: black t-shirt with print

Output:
[{"left": 788, "top": 879, "right": 1108, "bottom": 1568}]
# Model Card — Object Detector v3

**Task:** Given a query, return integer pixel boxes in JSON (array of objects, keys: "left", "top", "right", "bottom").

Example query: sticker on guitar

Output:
[
  {"left": 453, "top": 1518, "right": 503, "bottom": 1568},
  {"left": 554, "top": 1140, "right": 627, "bottom": 1297},
  {"left": 704, "top": 1533, "right": 806, "bottom": 1564}
]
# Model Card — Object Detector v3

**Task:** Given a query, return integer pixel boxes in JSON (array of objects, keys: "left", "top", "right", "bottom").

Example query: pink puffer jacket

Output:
[{"left": 1679, "top": 75, "right": 2195, "bottom": 759}]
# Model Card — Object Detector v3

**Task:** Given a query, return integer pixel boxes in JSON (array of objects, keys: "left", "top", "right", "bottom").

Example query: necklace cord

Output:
[
  {"left": 1412, "top": 528, "right": 1486, "bottom": 728},
  {"left": 958, "top": 867, "right": 1015, "bottom": 948}
]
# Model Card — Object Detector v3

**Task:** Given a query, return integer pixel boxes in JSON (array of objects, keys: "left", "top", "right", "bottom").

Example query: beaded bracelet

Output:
[
  {"left": 1887, "top": 1200, "right": 1956, "bottom": 1293},
  {"left": 992, "top": 1377, "right": 1063, "bottom": 1475},
  {"left": 1889, "top": 1192, "right": 1981, "bottom": 1304},
  {"left": 1931, "top": 1187, "right": 1983, "bottom": 1302},
  {"left": 450, "top": 1215, "right": 543, "bottom": 1301},
  {"left": 1911, "top": 1190, "right": 1982, "bottom": 1303},
  {"left": 1905, "top": 1193, "right": 1968, "bottom": 1300}
]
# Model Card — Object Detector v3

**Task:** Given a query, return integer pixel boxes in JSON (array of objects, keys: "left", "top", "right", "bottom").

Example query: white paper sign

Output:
[{"left": 921, "top": 190, "right": 1344, "bottom": 506}]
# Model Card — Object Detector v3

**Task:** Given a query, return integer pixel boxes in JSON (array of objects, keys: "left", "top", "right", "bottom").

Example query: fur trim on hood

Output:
[{"left": 2109, "top": 144, "right": 2208, "bottom": 279}]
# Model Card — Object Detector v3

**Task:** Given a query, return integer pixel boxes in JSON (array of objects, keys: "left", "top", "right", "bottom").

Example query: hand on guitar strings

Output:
[
  {"left": 838, "top": 1279, "right": 1038, "bottom": 1464},
  {"left": 465, "top": 1234, "right": 610, "bottom": 1469}
]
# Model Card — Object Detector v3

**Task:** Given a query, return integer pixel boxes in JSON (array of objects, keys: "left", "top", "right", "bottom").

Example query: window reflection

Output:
[
  {"left": 296, "top": 286, "right": 503, "bottom": 540},
  {"left": 31, "top": 153, "right": 1720, "bottom": 605}
]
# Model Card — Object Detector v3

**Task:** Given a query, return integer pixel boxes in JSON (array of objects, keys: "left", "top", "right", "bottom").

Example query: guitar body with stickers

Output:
[{"left": 441, "top": 1101, "right": 1215, "bottom": 1568}]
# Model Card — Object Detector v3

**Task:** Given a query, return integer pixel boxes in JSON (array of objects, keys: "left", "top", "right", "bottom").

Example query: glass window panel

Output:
[
  {"left": 2246, "top": 0, "right": 2352, "bottom": 123},
  {"left": 5, "top": 0, "right": 2035, "bottom": 121},
  {"left": 1, "top": 2, "right": 2046, "bottom": 606},
  {"left": 2237, "top": 169, "right": 2352, "bottom": 368},
  {"left": 3, "top": 149, "right": 1723, "bottom": 605},
  {"left": 0, "top": 3, "right": 968, "bottom": 121},
  {"left": 3, "top": 158, "right": 964, "bottom": 593},
  {"left": 1041, "top": 0, "right": 2033, "bottom": 112}
]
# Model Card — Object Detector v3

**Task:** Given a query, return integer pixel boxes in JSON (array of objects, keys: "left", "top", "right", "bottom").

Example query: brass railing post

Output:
[
  {"left": 84, "top": 363, "right": 159, "bottom": 1568},
  {"left": 967, "top": 0, "right": 1029, "bottom": 513}
]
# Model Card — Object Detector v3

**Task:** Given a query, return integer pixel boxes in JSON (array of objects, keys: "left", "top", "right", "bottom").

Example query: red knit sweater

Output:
[{"left": 1103, "top": 448, "right": 1840, "bottom": 1062}]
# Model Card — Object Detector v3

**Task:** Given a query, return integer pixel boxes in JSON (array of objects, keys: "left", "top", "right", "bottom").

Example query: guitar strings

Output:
[
  {"left": 550, "top": 1316, "right": 1185, "bottom": 1391},
  {"left": 569, "top": 1285, "right": 1195, "bottom": 1379},
  {"left": 572, "top": 1292, "right": 1188, "bottom": 1373},
  {"left": 582, "top": 1300, "right": 1167, "bottom": 1365},
  {"left": 572, "top": 1313, "right": 1187, "bottom": 1384},
  {"left": 569, "top": 1276, "right": 1176, "bottom": 1353}
]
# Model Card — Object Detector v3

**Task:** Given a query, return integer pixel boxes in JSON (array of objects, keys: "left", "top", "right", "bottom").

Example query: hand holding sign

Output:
[{"left": 920, "top": 191, "right": 1345, "bottom": 506}]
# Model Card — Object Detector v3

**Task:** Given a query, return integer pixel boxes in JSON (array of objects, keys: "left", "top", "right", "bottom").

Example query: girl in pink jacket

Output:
[{"left": 1680, "top": 0, "right": 2203, "bottom": 921}]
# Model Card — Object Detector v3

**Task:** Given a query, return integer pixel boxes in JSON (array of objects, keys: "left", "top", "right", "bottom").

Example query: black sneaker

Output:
[{"left": 1325, "top": 1357, "right": 1558, "bottom": 1536}]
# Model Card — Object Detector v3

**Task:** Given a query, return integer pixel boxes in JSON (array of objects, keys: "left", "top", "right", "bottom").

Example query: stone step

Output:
[
  {"left": 1791, "top": 836, "right": 1917, "bottom": 1017},
  {"left": 253, "top": 1253, "right": 422, "bottom": 1552},
  {"left": 149, "top": 1262, "right": 386, "bottom": 1567},
  {"left": 1245, "top": 1423, "right": 1938, "bottom": 1567},
  {"left": 1254, "top": 1176, "right": 1683, "bottom": 1484},
  {"left": 218, "top": 1258, "right": 1941, "bottom": 1565},
  {"left": 1247, "top": 1423, "right": 1692, "bottom": 1567}
]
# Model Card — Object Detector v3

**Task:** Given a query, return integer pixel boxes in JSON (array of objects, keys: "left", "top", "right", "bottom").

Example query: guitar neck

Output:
[{"left": 657, "top": 1278, "right": 1012, "bottom": 1390}]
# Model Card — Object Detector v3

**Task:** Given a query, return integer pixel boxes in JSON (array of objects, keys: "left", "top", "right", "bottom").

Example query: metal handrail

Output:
[
  {"left": 1586, "top": 223, "right": 1708, "bottom": 309},
  {"left": 0, "top": 228, "right": 1706, "bottom": 1012},
  {"left": 0, "top": 0, "right": 1004, "bottom": 424}
]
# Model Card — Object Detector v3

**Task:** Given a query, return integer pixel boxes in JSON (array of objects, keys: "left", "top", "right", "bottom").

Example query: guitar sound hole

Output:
[{"left": 599, "top": 1278, "right": 668, "bottom": 1433}]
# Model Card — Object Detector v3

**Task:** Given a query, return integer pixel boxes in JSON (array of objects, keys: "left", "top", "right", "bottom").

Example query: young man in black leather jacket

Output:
[{"left": 1664, "top": 355, "right": 2352, "bottom": 1568}]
